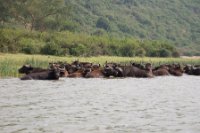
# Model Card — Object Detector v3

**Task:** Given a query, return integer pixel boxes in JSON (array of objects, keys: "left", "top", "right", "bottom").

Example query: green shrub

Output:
[
  {"left": 0, "top": 29, "right": 21, "bottom": 53},
  {"left": 41, "top": 41, "right": 64, "bottom": 56},
  {"left": 172, "top": 51, "right": 180, "bottom": 57},
  {"left": 69, "top": 43, "right": 88, "bottom": 56},
  {"left": 61, "top": 21, "right": 79, "bottom": 32},
  {"left": 19, "top": 38, "right": 44, "bottom": 54},
  {"left": 120, "top": 44, "right": 136, "bottom": 57},
  {"left": 159, "top": 48, "right": 172, "bottom": 57},
  {"left": 136, "top": 48, "right": 146, "bottom": 57},
  {"left": 96, "top": 17, "right": 110, "bottom": 31}
]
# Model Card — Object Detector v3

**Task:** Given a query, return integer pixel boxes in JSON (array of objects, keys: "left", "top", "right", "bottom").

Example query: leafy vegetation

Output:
[
  {"left": 64, "top": 0, "right": 200, "bottom": 55},
  {"left": 0, "top": 28, "right": 179, "bottom": 57},
  {"left": 0, "top": 0, "right": 200, "bottom": 56}
]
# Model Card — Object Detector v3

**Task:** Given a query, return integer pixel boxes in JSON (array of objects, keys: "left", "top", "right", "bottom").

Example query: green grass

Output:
[{"left": 0, "top": 53, "right": 199, "bottom": 77}]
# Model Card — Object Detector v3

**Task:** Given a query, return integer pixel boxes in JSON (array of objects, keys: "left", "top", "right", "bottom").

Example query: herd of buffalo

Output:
[{"left": 18, "top": 60, "right": 200, "bottom": 80}]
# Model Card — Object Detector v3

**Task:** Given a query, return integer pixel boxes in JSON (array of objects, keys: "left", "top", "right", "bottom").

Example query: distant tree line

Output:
[{"left": 0, "top": 29, "right": 180, "bottom": 57}]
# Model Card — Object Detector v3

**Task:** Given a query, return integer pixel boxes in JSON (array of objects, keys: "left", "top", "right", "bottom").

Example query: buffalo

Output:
[
  {"left": 103, "top": 63, "right": 153, "bottom": 78},
  {"left": 184, "top": 65, "right": 200, "bottom": 75},
  {"left": 20, "top": 65, "right": 60, "bottom": 80},
  {"left": 153, "top": 65, "right": 170, "bottom": 76},
  {"left": 168, "top": 64, "right": 184, "bottom": 76},
  {"left": 18, "top": 61, "right": 199, "bottom": 80},
  {"left": 85, "top": 67, "right": 105, "bottom": 78},
  {"left": 18, "top": 65, "right": 47, "bottom": 74},
  {"left": 103, "top": 65, "right": 120, "bottom": 77},
  {"left": 48, "top": 62, "right": 69, "bottom": 77},
  {"left": 65, "top": 63, "right": 81, "bottom": 74},
  {"left": 67, "top": 68, "right": 87, "bottom": 78},
  {"left": 130, "top": 63, "right": 153, "bottom": 78}
]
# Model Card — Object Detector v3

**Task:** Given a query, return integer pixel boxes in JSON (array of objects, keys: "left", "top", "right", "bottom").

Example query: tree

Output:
[
  {"left": 0, "top": 0, "right": 10, "bottom": 22},
  {"left": 69, "top": 43, "right": 88, "bottom": 56},
  {"left": 96, "top": 17, "right": 110, "bottom": 31},
  {"left": 120, "top": 44, "right": 136, "bottom": 57},
  {"left": 3, "top": 0, "right": 69, "bottom": 31},
  {"left": 159, "top": 48, "right": 172, "bottom": 57},
  {"left": 41, "top": 41, "right": 64, "bottom": 55}
]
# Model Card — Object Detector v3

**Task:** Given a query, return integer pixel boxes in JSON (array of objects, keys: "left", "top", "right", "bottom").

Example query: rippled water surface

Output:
[{"left": 0, "top": 76, "right": 200, "bottom": 133}]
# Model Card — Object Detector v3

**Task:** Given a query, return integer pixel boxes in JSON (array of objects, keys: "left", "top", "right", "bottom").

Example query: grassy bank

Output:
[{"left": 0, "top": 53, "right": 200, "bottom": 77}]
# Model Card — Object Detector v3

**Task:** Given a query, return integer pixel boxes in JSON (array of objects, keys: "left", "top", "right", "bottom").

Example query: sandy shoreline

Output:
[{"left": 181, "top": 56, "right": 200, "bottom": 59}]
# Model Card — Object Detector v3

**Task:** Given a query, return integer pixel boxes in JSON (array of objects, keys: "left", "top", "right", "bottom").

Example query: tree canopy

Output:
[{"left": 1, "top": 0, "right": 69, "bottom": 31}]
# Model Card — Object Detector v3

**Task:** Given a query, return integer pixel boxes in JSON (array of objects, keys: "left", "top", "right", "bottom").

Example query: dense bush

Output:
[
  {"left": 69, "top": 43, "right": 89, "bottom": 56},
  {"left": 41, "top": 41, "right": 64, "bottom": 56},
  {"left": 96, "top": 17, "right": 110, "bottom": 31},
  {"left": 159, "top": 49, "right": 172, "bottom": 57},
  {"left": 19, "top": 38, "right": 44, "bottom": 54},
  {"left": 0, "top": 28, "right": 179, "bottom": 57}
]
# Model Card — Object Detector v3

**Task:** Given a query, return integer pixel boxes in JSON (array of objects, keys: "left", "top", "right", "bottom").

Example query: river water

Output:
[{"left": 0, "top": 75, "right": 200, "bottom": 133}]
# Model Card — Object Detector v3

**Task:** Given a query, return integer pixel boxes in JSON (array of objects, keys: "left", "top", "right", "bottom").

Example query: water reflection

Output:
[{"left": 0, "top": 76, "right": 200, "bottom": 133}]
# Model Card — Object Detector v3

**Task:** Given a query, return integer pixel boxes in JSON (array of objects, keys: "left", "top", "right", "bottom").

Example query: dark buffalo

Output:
[
  {"left": 103, "top": 63, "right": 153, "bottom": 78},
  {"left": 134, "top": 63, "right": 153, "bottom": 78},
  {"left": 168, "top": 64, "right": 184, "bottom": 76},
  {"left": 49, "top": 62, "right": 69, "bottom": 77},
  {"left": 59, "top": 68, "right": 69, "bottom": 77},
  {"left": 20, "top": 66, "right": 60, "bottom": 80},
  {"left": 123, "top": 63, "right": 153, "bottom": 78},
  {"left": 191, "top": 67, "right": 200, "bottom": 75},
  {"left": 91, "top": 64, "right": 101, "bottom": 70},
  {"left": 184, "top": 65, "right": 200, "bottom": 75},
  {"left": 102, "top": 62, "right": 122, "bottom": 77},
  {"left": 131, "top": 62, "right": 145, "bottom": 69},
  {"left": 85, "top": 68, "right": 104, "bottom": 78},
  {"left": 184, "top": 65, "right": 192, "bottom": 74},
  {"left": 18, "top": 65, "right": 47, "bottom": 74},
  {"left": 67, "top": 69, "right": 87, "bottom": 78},
  {"left": 153, "top": 65, "right": 170, "bottom": 76},
  {"left": 103, "top": 65, "right": 120, "bottom": 77},
  {"left": 65, "top": 63, "right": 81, "bottom": 74}
]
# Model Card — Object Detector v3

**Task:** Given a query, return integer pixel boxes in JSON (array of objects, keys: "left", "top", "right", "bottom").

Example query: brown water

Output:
[{"left": 0, "top": 76, "right": 200, "bottom": 133}]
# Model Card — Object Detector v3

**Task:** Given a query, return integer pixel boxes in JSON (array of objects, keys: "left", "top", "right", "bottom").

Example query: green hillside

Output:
[
  {"left": 66, "top": 0, "right": 200, "bottom": 55},
  {"left": 1, "top": 0, "right": 200, "bottom": 56}
]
